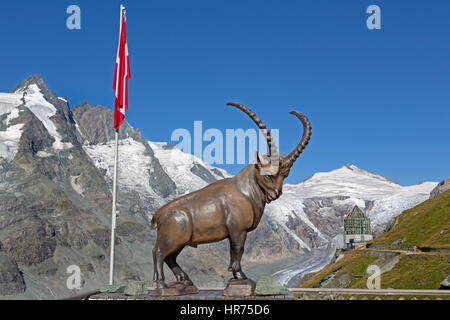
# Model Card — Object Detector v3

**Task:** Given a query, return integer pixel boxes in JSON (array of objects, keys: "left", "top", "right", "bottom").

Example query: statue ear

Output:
[
  {"left": 254, "top": 150, "right": 261, "bottom": 169},
  {"left": 255, "top": 151, "right": 278, "bottom": 175},
  {"left": 255, "top": 151, "right": 269, "bottom": 166}
]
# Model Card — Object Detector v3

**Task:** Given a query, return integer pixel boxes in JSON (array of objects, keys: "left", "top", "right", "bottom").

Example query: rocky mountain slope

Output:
[
  {"left": 0, "top": 75, "right": 123, "bottom": 298},
  {"left": 0, "top": 75, "right": 439, "bottom": 298},
  {"left": 430, "top": 179, "right": 450, "bottom": 198}
]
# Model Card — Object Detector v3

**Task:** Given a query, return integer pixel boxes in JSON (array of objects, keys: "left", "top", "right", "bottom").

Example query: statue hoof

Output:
[
  {"left": 154, "top": 280, "right": 167, "bottom": 290},
  {"left": 233, "top": 270, "right": 248, "bottom": 280}
]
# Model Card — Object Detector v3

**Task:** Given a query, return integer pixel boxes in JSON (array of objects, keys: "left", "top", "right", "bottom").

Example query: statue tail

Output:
[{"left": 150, "top": 212, "right": 159, "bottom": 230}]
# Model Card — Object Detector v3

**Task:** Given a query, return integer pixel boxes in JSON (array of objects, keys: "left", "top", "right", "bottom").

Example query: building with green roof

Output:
[{"left": 343, "top": 206, "right": 373, "bottom": 248}]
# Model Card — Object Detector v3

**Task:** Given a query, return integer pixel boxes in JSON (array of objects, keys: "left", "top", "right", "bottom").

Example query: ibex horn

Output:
[
  {"left": 226, "top": 102, "right": 279, "bottom": 162},
  {"left": 283, "top": 110, "right": 311, "bottom": 169}
]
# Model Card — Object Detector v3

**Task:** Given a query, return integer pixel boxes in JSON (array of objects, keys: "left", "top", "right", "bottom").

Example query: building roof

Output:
[{"left": 344, "top": 205, "right": 367, "bottom": 220}]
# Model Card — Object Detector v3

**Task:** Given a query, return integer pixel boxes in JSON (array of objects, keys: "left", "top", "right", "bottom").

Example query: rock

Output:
[
  {"left": 384, "top": 217, "right": 398, "bottom": 233},
  {"left": 124, "top": 281, "right": 148, "bottom": 296},
  {"left": 319, "top": 269, "right": 350, "bottom": 288},
  {"left": 254, "top": 276, "right": 289, "bottom": 296},
  {"left": 100, "top": 282, "right": 127, "bottom": 294},
  {"left": 319, "top": 269, "right": 340, "bottom": 287},
  {"left": 439, "top": 274, "right": 450, "bottom": 289},
  {"left": 391, "top": 237, "right": 406, "bottom": 248},
  {"left": 430, "top": 179, "right": 450, "bottom": 198},
  {"left": 0, "top": 253, "right": 26, "bottom": 296},
  {"left": 335, "top": 273, "right": 351, "bottom": 288}
]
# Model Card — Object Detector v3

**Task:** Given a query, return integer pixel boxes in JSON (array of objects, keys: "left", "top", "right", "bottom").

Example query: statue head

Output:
[{"left": 227, "top": 102, "right": 312, "bottom": 203}]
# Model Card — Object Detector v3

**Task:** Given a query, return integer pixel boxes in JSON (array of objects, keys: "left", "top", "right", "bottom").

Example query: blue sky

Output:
[{"left": 0, "top": 0, "right": 449, "bottom": 185}]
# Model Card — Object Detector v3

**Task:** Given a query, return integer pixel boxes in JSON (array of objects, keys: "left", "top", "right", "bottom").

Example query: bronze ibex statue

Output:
[{"left": 150, "top": 102, "right": 311, "bottom": 295}]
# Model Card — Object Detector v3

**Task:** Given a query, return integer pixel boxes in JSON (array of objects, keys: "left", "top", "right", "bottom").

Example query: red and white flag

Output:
[{"left": 113, "top": 11, "right": 130, "bottom": 130}]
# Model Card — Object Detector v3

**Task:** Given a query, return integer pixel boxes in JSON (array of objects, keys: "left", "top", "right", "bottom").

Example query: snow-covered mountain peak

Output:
[
  {"left": 11, "top": 74, "right": 48, "bottom": 95},
  {"left": 304, "top": 163, "right": 398, "bottom": 185},
  {"left": 292, "top": 164, "right": 402, "bottom": 200},
  {"left": 1, "top": 79, "right": 75, "bottom": 161},
  {"left": 341, "top": 164, "right": 398, "bottom": 184},
  {"left": 4, "top": 83, "right": 73, "bottom": 152}
]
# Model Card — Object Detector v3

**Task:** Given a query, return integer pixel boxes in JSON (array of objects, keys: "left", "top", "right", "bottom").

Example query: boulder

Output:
[
  {"left": 124, "top": 281, "right": 148, "bottom": 296},
  {"left": 100, "top": 282, "right": 127, "bottom": 294},
  {"left": 439, "top": 274, "right": 450, "bottom": 290},
  {"left": 254, "top": 276, "right": 288, "bottom": 296},
  {"left": 391, "top": 237, "right": 406, "bottom": 248}
]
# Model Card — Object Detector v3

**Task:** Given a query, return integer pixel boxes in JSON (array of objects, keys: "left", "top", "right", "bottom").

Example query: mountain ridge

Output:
[{"left": 301, "top": 163, "right": 399, "bottom": 186}]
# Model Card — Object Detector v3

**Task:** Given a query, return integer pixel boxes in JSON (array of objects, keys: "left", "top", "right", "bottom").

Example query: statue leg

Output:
[
  {"left": 227, "top": 243, "right": 233, "bottom": 272},
  {"left": 228, "top": 231, "right": 248, "bottom": 280},
  {"left": 152, "top": 210, "right": 192, "bottom": 289},
  {"left": 165, "top": 247, "right": 194, "bottom": 286},
  {"left": 152, "top": 241, "right": 167, "bottom": 289}
]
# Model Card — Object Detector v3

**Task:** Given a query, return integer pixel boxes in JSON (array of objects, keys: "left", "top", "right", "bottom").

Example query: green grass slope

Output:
[
  {"left": 370, "top": 189, "right": 450, "bottom": 249},
  {"left": 300, "top": 250, "right": 449, "bottom": 290}
]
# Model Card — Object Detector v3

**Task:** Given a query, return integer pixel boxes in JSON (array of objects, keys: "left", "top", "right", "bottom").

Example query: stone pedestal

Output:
[
  {"left": 223, "top": 278, "right": 256, "bottom": 297},
  {"left": 151, "top": 282, "right": 199, "bottom": 297}
]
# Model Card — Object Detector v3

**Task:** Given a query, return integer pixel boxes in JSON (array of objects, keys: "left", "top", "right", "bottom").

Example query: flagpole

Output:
[
  {"left": 109, "top": 4, "right": 125, "bottom": 286},
  {"left": 109, "top": 129, "right": 119, "bottom": 285}
]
